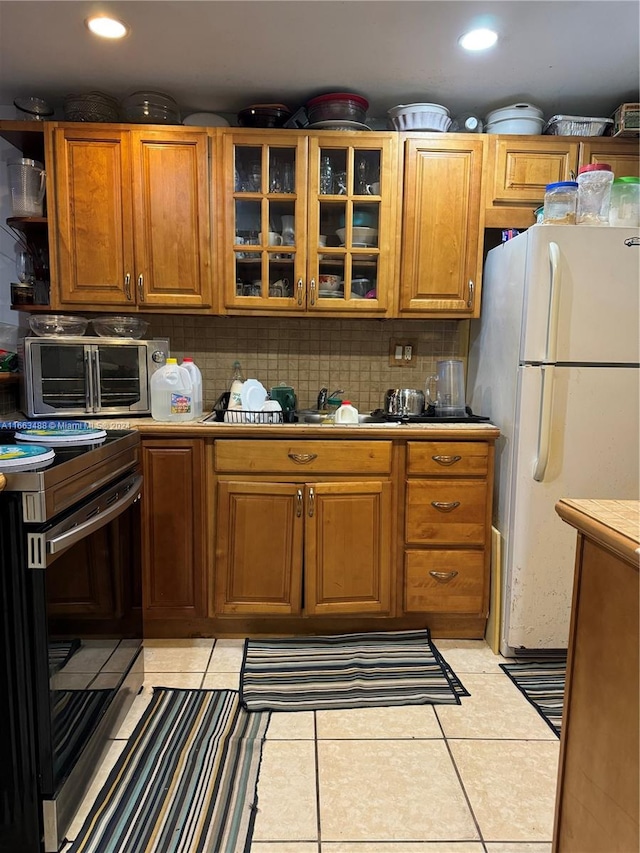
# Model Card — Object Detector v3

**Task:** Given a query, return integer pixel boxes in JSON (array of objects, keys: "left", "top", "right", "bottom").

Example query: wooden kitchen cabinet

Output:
[
  {"left": 213, "top": 439, "right": 394, "bottom": 617},
  {"left": 218, "top": 129, "right": 398, "bottom": 317},
  {"left": 553, "top": 499, "right": 639, "bottom": 853},
  {"left": 398, "top": 135, "right": 486, "bottom": 317},
  {"left": 485, "top": 135, "right": 640, "bottom": 228},
  {"left": 141, "top": 438, "right": 208, "bottom": 621},
  {"left": 403, "top": 441, "right": 493, "bottom": 622},
  {"left": 51, "top": 124, "right": 213, "bottom": 310}
]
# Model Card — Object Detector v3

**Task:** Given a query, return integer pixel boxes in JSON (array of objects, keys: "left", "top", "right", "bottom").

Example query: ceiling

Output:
[{"left": 0, "top": 1, "right": 638, "bottom": 126}]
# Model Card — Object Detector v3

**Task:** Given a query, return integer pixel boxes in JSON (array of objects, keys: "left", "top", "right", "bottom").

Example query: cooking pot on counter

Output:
[{"left": 384, "top": 388, "right": 425, "bottom": 417}]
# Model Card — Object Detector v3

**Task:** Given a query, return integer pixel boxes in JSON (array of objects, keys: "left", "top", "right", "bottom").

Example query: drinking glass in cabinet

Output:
[
  {"left": 354, "top": 150, "right": 381, "bottom": 196},
  {"left": 319, "top": 149, "right": 347, "bottom": 195},
  {"left": 235, "top": 147, "right": 262, "bottom": 192},
  {"left": 269, "top": 150, "right": 295, "bottom": 194}
]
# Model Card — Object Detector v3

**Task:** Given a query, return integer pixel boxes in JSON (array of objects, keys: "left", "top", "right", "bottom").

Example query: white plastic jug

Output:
[
  {"left": 150, "top": 358, "right": 194, "bottom": 421},
  {"left": 180, "top": 357, "right": 203, "bottom": 418},
  {"left": 8, "top": 159, "right": 46, "bottom": 217},
  {"left": 334, "top": 400, "right": 359, "bottom": 424}
]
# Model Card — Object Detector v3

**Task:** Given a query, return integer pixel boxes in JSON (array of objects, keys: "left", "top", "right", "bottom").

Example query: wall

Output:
[{"left": 144, "top": 314, "right": 469, "bottom": 413}]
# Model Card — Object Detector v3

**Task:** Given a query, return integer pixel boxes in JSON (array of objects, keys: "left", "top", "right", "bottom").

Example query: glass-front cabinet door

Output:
[
  {"left": 221, "top": 131, "right": 308, "bottom": 311},
  {"left": 220, "top": 130, "right": 398, "bottom": 315}
]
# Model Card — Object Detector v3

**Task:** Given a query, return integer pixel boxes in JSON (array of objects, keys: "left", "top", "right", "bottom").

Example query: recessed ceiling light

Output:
[
  {"left": 85, "top": 15, "right": 129, "bottom": 39},
  {"left": 458, "top": 28, "right": 498, "bottom": 51}
]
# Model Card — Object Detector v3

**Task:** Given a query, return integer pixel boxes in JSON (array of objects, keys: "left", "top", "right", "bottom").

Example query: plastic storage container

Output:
[
  {"left": 609, "top": 177, "right": 640, "bottom": 227},
  {"left": 150, "top": 358, "right": 193, "bottom": 422},
  {"left": 334, "top": 401, "right": 359, "bottom": 424},
  {"left": 543, "top": 181, "right": 578, "bottom": 224},
  {"left": 180, "top": 357, "right": 203, "bottom": 418},
  {"left": 8, "top": 159, "right": 46, "bottom": 216},
  {"left": 576, "top": 164, "right": 614, "bottom": 225}
]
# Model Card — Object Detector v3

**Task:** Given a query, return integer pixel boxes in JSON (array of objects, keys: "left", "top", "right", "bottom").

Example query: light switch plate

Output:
[{"left": 389, "top": 339, "right": 417, "bottom": 367}]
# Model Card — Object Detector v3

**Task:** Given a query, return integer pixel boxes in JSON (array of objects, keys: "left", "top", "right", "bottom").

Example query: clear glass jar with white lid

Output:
[
  {"left": 576, "top": 163, "right": 614, "bottom": 225},
  {"left": 543, "top": 181, "right": 578, "bottom": 224},
  {"left": 609, "top": 177, "right": 640, "bottom": 227}
]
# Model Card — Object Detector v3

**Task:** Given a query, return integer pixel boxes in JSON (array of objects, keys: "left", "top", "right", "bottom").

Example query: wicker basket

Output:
[{"left": 613, "top": 103, "right": 640, "bottom": 137}]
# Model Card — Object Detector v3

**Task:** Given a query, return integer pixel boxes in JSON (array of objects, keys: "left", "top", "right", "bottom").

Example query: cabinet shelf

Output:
[{"left": 6, "top": 216, "right": 48, "bottom": 230}]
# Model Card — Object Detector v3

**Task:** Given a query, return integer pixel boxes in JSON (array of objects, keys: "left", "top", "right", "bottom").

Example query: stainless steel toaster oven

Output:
[{"left": 20, "top": 336, "right": 169, "bottom": 417}]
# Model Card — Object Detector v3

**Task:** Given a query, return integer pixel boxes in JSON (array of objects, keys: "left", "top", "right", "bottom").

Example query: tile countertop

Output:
[
  {"left": 81, "top": 416, "right": 501, "bottom": 440},
  {"left": 556, "top": 499, "right": 640, "bottom": 564}
]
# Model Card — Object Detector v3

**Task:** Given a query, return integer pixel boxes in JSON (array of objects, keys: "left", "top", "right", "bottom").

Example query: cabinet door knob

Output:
[
  {"left": 308, "top": 487, "right": 315, "bottom": 518},
  {"left": 296, "top": 489, "right": 303, "bottom": 517},
  {"left": 124, "top": 273, "right": 132, "bottom": 300},
  {"left": 137, "top": 274, "right": 144, "bottom": 301},
  {"left": 432, "top": 455, "right": 462, "bottom": 466},
  {"left": 288, "top": 453, "right": 317, "bottom": 464},
  {"left": 429, "top": 570, "right": 459, "bottom": 582},
  {"left": 467, "top": 279, "right": 474, "bottom": 308},
  {"left": 310, "top": 277, "right": 316, "bottom": 306},
  {"left": 297, "top": 278, "right": 304, "bottom": 306},
  {"left": 431, "top": 500, "right": 461, "bottom": 512}
]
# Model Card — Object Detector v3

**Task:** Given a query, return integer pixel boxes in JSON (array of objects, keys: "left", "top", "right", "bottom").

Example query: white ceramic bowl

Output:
[
  {"left": 318, "top": 274, "right": 342, "bottom": 292},
  {"left": 388, "top": 102, "right": 450, "bottom": 118},
  {"left": 336, "top": 226, "right": 379, "bottom": 247},
  {"left": 388, "top": 109, "right": 452, "bottom": 132}
]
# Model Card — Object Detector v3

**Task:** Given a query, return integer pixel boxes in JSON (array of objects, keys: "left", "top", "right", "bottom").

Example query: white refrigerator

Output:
[{"left": 468, "top": 225, "right": 640, "bottom": 656}]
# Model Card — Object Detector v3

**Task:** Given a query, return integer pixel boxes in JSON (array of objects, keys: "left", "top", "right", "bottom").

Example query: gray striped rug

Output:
[
  {"left": 240, "top": 629, "right": 469, "bottom": 712},
  {"left": 69, "top": 689, "right": 269, "bottom": 853},
  {"left": 500, "top": 657, "right": 567, "bottom": 737}
]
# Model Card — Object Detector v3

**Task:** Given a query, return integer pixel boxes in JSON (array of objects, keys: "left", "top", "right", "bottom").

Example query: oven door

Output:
[{"left": 26, "top": 470, "right": 144, "bottom": 852}]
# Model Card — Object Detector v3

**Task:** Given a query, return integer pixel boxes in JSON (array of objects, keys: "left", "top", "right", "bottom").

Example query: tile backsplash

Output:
[{"left": 145, "top": 315, "right": 469, "bottom": 413}]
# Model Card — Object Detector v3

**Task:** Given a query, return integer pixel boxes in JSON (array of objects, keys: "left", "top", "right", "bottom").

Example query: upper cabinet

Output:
[
  {"left": 51, "top": 125, "right": 213, "bottom": 310},
  {"left": 218, "top": 129, "right": 399, "bottom": 316},
  {"left": 485, "top": 135, "right": 640, "bottom": 227},
  {"left": 398, "top": 135, "right": 486, "bottom": 318}
]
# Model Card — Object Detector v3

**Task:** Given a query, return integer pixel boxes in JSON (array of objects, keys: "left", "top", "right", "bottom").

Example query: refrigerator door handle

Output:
[
  {"left": 533, "top": 364, "right": 555, "bottom": 482},
  {"left": 545, "top": 242, "right": 561, "bottom": 363}
]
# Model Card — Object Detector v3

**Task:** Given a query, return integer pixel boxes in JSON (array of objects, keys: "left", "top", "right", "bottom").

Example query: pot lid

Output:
[{"left": 307, "top": 92, "right": 369, "bottom": 109}]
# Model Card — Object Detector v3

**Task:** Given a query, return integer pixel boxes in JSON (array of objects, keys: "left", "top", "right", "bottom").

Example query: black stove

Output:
[
  {"left": 369, "top": 407, "right": 491, "bottom": 425},
  {"left": 0, "top": 425, "right": 139, "bottom": 522}
]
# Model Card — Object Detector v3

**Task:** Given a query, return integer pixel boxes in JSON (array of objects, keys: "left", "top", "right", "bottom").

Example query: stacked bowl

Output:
[{"left": 387, "top": 103, "right": 451, "bottom": 132}]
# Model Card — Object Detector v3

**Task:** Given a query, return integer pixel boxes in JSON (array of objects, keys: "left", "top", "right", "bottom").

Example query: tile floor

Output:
[{"left": 63, "top": 638, "right": 559, "bottom": 853}]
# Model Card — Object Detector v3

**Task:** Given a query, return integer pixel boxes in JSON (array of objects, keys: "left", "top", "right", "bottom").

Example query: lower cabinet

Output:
[
  {"left": 139, "top": 432, "right": 497, "bottom": 637},
  {"left": 213, "top": 440, "right": 394, "bottom": 618},
  {"left": 403, "top": 441, "right": 493, "bottom": 620},
  {"left": 141, "top": 438, "right": 207, "bottom": 621}
]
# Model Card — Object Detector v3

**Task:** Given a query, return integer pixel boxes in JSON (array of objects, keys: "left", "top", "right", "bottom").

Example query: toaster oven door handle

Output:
[
  {"left": 92, "top": 347, "right": 102, "bottom": 413},
  {"left": 84, "top": 346, "right": 95, "bottom": 413}
]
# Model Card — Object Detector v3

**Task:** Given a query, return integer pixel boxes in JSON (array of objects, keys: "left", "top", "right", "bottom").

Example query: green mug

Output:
[{"left": 269, "top": 384, "right": 296, "bottom": 412}]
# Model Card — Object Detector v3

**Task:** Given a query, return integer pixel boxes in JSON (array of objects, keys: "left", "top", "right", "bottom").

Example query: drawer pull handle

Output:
[
  {"left": 288, "top": 453, "right": 317, "bottom": 464},
  {"left": 296, "top": 489, "right": 303, "bottom": 517},
  {"left": 431, "top": 500, "right": 460, "bottom": 512},
  {"left": 429, "top": 570, "right": 459, "bottom": 583},
  {"left": 308, "top": 487, "right": 315, "bottom": 518},
  {"left": 432, "top": 455, "right": 462, "bottom": 466}
]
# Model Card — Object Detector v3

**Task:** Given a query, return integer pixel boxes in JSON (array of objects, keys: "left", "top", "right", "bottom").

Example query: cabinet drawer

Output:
[
  {"left": 215, "top": 440, "right": 392, "bottom": 475},
  {"left": 407, "top": 442, "right": 488, "bottom": 476},
  {"left": 405, "top": 550, "right": 485, "bottom": 613},
  {"left": 406, "top": 480, "right": 487, "bottom": 545}
]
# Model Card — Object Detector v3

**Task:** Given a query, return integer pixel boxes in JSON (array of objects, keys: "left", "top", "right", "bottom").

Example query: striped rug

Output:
[
  {"left": 69, "top": 689, "right": 269, "bottom": 853},
  {"left": 240, "top": 629, "right": 469, "bottom": 712},
  {"left": 499, "top": 657, "right": 567, "bottom": 737}
]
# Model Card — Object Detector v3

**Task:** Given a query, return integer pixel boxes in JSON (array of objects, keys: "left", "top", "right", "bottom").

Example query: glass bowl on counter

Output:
[
  {"left": 29, "top": 315, "right": 89, "bottom": 337},
  {"left": 91, "top": 316, "right": 149, "bottom": 339}
]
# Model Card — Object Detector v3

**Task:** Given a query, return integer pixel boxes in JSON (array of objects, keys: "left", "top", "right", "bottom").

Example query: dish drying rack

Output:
[{"left": 206, "top": 392, "right": 297, "bottom": 424}]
